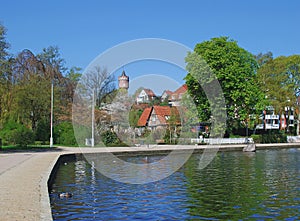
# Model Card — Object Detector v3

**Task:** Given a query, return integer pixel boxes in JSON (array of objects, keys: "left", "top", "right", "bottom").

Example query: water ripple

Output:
[{"left": 50, "top": 149, "right": 300, "bottom": 220}]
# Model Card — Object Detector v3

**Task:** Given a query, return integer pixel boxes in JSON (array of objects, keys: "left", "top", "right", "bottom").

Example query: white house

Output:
[{"left": 136, "top": 89, "right": 156, "bottom": 104}]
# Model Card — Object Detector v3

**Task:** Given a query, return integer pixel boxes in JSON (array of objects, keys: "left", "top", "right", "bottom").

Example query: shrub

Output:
[
  {"left": 254, "top": 131, "right": 287, "bottom": 143},
  {"left": 261, "top": 132, "right": 287, "bottom": 143},
  {"left": 0, "top": 120, "right": 34, "bottom": 147},
  {"left": 35, "top": 119, "right": 50, "bottom": 144},
  {"left": 101, "top": 130, "right": 120, "bottom": 146},
  {"left": 250, "top": 134, "right": 261, "bottom": 143},
  {"left": 54, "top": 122, "right": 77, "bottom": 146},
  {"left": 0, "top": 119, "right": 21, "bottom": 145},
  {"left": 11, "top": 126, "right": 35, "bottom": 147}
]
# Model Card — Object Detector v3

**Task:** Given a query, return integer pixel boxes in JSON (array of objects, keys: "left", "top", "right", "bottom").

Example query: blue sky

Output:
[{"left": 1, "top": 0, "right": 300, "bottom": 93}]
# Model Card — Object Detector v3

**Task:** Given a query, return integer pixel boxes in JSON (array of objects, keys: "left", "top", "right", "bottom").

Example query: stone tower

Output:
[{"left": 118, "top": 70, "right": 129, "bottom": 90}]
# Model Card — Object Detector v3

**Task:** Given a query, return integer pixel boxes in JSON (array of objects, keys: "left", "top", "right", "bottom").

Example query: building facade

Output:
[{"left": 118, "top": 70, "right": 129, "bottom": 90}]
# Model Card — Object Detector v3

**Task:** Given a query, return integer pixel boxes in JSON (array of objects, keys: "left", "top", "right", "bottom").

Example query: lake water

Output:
[{"left": 49, "top": 148, "right": 300, "bottom": 220}]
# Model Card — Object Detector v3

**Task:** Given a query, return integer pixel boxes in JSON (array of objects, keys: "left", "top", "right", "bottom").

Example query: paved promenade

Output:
[{"left": 0, "top": 143, "right": 299, "bottom": 220}]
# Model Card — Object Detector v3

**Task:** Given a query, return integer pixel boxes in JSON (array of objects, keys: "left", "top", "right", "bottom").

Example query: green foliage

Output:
[
  {"left": 100, "top": 130, "right": 129, "bottom": 147},
  {"left": 251, "top": 132, "right": 287, "bottom": 143},
  {"left": 0, "top": 119, "right": 22, "bottom": 145},
  {"left": 11, "top": 126, "right": 35, "bottom": 147},
  {"left": 129, "top": 108, "right": 143, "bottom": 127},
  {"left": 0, "top": 23, "right": 9, "bottom": 61},
  {"left": 185, "top": 36, "right": 264, "bottom": 135},
  {"left": 35, "top": 119, "right": 50, "bottom": 144},
  {"left": 160, "top": 99, "right": 170, "bottom": 106},
  {"left": 101, "top": 130, "right": 121, "bottom": 146},
  {"left": 229, "top": 134, "right": 244, "bottom": 138},
  {"left": 250, "top": 134, "right": 261, "bottom": 143},
  {"left": 163, "top": 128, "right": 172, "bottom": 144},
  {"left": 37, "top": 45, "right": 67, "bottom": 74},
  {"left": 257, "top": 55, "right": 300, "bottom": 113},
  {"left": 149, "top": 97, "right": 161, "bottom": 106},
  {"left": 0, "top": 120, "right": 35, "bottom": 147},
  {"left": 255, "top": 52, "right": 273, "bottom": 67},
  {"left": 66, "top": 66, "right": 82, "bottom": 83},
  {"left": 261, "top": 132, "right": 287, "bottom": 143},
  {"left": 54, "top": 122, "right": 77, "bottom": 146},
  {"left": 71, "top": 124, "right": 90, "bottom": 146}
]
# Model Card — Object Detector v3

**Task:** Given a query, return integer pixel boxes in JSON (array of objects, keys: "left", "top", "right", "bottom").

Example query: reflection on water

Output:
[{"left": 50, "top": 149, "right": 300, "bottom": 220}]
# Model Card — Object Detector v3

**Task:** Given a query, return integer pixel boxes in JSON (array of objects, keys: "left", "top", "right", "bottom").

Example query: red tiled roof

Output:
[
  {"left": 163, "top": 90, "right": 173, "bottom": 96},
  {"left": 137, "top": 107, "right": 152, "bottom": 126},
  {"left": 153, "top": 106, "right": 180, "bottom": 125},
  {"left": 153, "top": 106, "right": 171, "bottom": 116},
  {"left": 137, "top": 106, "right": 181, "bottom": 127},
  {"left": 143, "top": 89, "right": 156, "bottom": 97},
  {"left": 173, "top": 84, "right": 187, "bottom": 95},
  {"left": 170, "top": 84, "right": 188, "bottom": 101}
]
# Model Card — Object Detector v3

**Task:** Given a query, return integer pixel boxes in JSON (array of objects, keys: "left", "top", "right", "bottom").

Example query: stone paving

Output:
[
  {"left": 0, "top": 152, "right": 59, "bottom": 220},
  {"left": 0, "top": 143, "right": 299, "bottom": 220}
]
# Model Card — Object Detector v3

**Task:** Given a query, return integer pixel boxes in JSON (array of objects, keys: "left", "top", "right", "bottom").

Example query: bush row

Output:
[{"left": 251, "top": 132, "right": 287, "bottom": 143}]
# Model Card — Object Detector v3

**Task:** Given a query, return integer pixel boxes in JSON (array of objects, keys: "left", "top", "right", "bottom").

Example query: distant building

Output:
[
  {"left": 118, "top": 70, "right": 129, "bottom": 90},
  {"left": 137, "top": 105, "right": 180, "bottom": 130},
  {"left": 161, "top": 90, "right": 173, "bottom": 102},
  {"left": 255, "top": 106, "right": 295, "bottom": 131},
  {"left": 169, "top": 84, "right": 188, "bottom": 106},
  {"left": 136, "top": 88, "right": 156, "bottom": 104}
]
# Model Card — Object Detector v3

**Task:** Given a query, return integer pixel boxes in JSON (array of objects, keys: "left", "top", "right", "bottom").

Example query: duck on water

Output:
[{"left": 59, "top": 192, "right": 73, "bottom": 198}]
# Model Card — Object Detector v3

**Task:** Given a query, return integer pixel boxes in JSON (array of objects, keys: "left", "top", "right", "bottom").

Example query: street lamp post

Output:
[
  {"left": 91, "top": 89, "right": 95, "bottom": 147},
  {"left": 50, "top": 80, "right": 54, "bottom": 148}
]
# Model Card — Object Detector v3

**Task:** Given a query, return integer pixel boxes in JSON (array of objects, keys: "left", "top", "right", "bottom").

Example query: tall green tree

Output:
[
  {"left": 257, "top": 55, "right": 300, "bottom": 134},
  {"left": 13, "top": 49, "right": 50, "bottom": 131},
  {"left": 37, "top": 46, "right": 66, "bottom": 78},
  {"left": 257, "top": 56, "right": 294, "bottom": 112},
  {"left": 37, "top": 46, "right": 76, "bottom": 123},
  {"left": 0, "top": 23, "right": 12, "bottom": 126},
  {"left": 255, "top": 52, "right": 273, "bottom": 67},
  {"left": 185, "top": 37, "right": 265, "bottom": 135},
  {"left": 0, "top": 23, "right": 9, "bottom": 62}
]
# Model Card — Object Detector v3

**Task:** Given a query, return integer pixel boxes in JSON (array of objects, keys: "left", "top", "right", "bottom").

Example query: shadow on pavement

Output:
[{"left": 0, "top": 147, "right": 65, "bottom": 154}]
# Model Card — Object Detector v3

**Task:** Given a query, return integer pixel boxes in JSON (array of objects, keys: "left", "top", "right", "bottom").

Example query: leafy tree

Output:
[
  {"left": 185, "top": 37, "right": 264, "bottom": 135},
  {"left": 0, "top": 24, "right": 12, "bottom": 126},
  {"left": 58, "top": 66, "right": 82, "bottom": 122},
  {"left": 37, "top": 46, "right": 80, "bottom": 125},
  {"left": 255, "top": 52, "right": 273, "bottom": 67},
  {"left": 11, "top": 125, "right": 35, "bottom": 147},
  {"left": 37, "top": 46, "right": 67, "bottom": 77},
  {"left": 66, "top": 66, "right": 82, "bottom": 83},
  {"left": 0, "top": 23, "right": 9, "bottom": 63},
  {"left": 0, "top": 119, "right": 22, "bottom": 145},
  {"left": 54, "top": 121, "right": 77, "bottom": 146},
  {"left": 35, "top": 119, "right": 50, "bottom": 144},
  {"left": 0, "top": 25, "right": 82, "bottom": 145},
  {"left": 11, "top": 49, "right": 50, "bottom": 131},
  {"left": 257, "top": 55, "right": 300, "bottom": 133},
  {"left": 129, "top": 108, "right": 143, "bottom": 127},
  {"left": 101, "top": 130, "right": 120, "bottom": 146},
  {"left": 179, "top": 92, "right": 200, "bottom": 138},
  {"left": 0, "top": 119, "right": 34, "bottom": 147},
  {"left": 257, "top": 56, "right": 294, "bottom": 111},
  {"left": 165, "top": 107, "right": 180, "bottom": 143}
]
